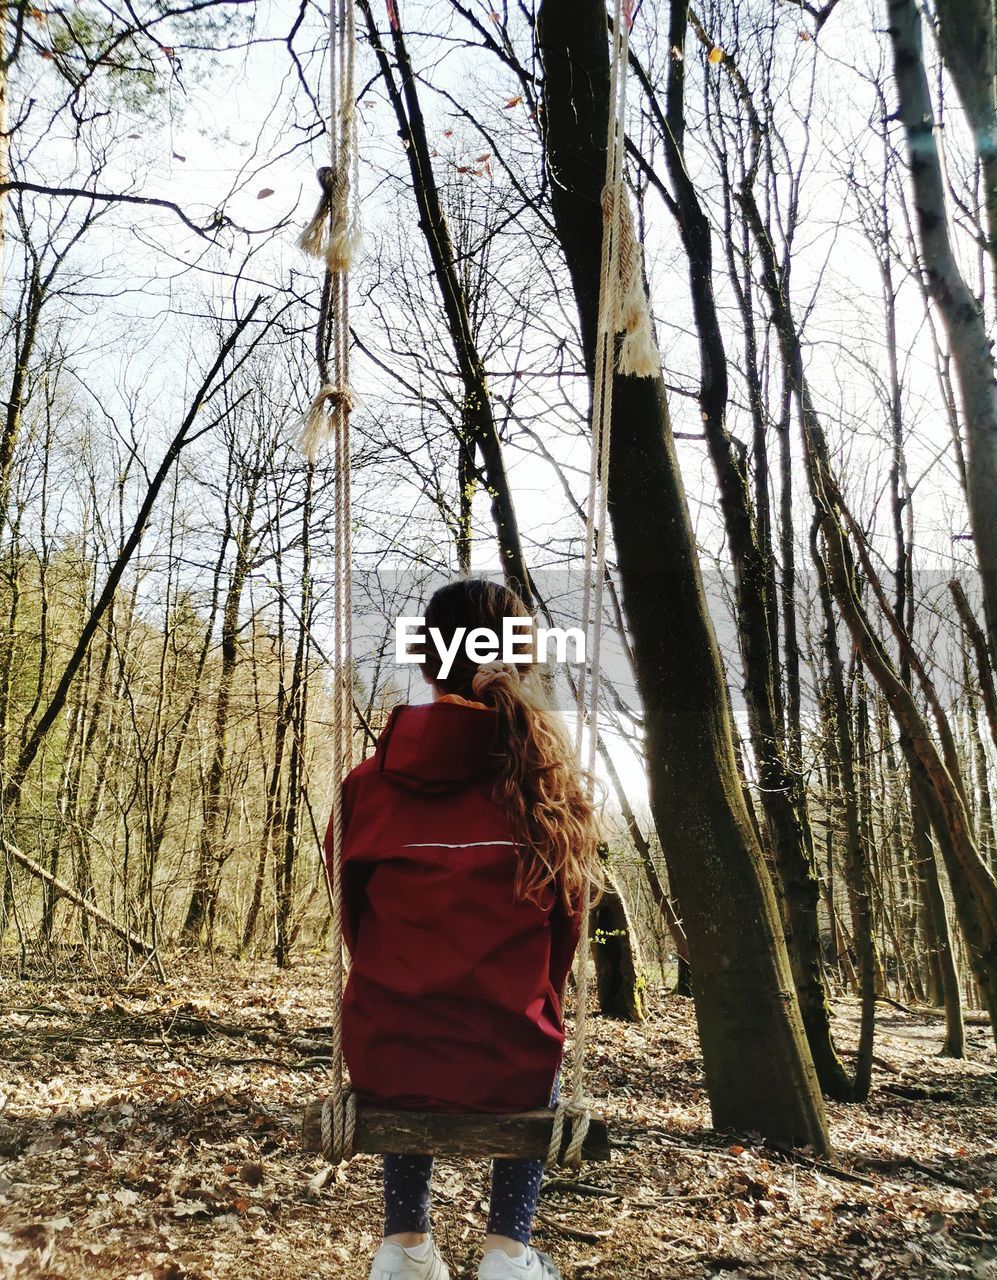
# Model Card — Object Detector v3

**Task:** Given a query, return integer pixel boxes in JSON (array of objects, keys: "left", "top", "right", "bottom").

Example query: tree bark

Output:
[
  {"left": 740, "top": 189, "right": 997, "bottom": 1042},
  {"left": 935, "top": 0, "right": 997, "bottom": 299},
  {"left": 950, "top": 579, "right": 997, "bottom": 756},
  {"left": 888, "top": 0, "right": 997, "bottom": 665},
  {"left": 812, "top": 530, "right": 877, "bottom": 1099},
  {"left": 592, "top": 873, "right": 646, "bottom": 1021},
  {"left": 630, "top": 4, "right": 849, "bottom": 1100},
  {"left": 537, "top": 0, "right": 829, "bottom": 1153},
  {"left": 301, "top": 1103, "right": 610, "bottom": 1161}
]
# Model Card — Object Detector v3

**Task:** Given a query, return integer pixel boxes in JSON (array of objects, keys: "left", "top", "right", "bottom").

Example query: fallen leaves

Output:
[{"left": 0, "top": 964, "right": 993, "bottom": 1280}]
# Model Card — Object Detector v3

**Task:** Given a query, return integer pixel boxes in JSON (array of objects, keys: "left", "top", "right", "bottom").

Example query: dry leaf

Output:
[
  {"left": 172, "top": 1200, "right": 210, "bottom": 1217},
  {"left": 308, "top": 1166, "right": 335, "bottom": 1193}
]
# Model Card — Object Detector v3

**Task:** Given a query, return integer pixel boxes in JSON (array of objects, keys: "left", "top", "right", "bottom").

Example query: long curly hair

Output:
[{"left": 422, "top": 578, "right": 604, "bottom": 911}]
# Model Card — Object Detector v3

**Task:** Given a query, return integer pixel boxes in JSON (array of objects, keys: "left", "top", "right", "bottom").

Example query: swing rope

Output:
[
  {"left": 544, "top": 0, "right": 658, "bottom": 1173},
  {"left": 299, "top": 0, "right": 359, "bottom": 1166},
  {"left": 299, "top": 0, "right": 360, "bottom": 466},
  {"left": 300, "top": 0, "right": 657, "bottom": 1173}
]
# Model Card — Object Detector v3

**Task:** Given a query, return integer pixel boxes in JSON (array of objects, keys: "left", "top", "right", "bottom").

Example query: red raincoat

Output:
[{"left": 326, "top": 697, "right": 581, "bottom": 1113}]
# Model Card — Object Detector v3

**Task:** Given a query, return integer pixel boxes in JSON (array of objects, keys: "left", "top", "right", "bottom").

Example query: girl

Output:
[{"left": 327, "top": 579, "right": 603, "bottom": 1280}]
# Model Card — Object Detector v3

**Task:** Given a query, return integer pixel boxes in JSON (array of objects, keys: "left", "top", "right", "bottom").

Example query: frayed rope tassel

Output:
[
  {"left": 618, "top": 308, "right": 660, "bottom": 377},
  {"left": 299, "top": 167, "right": 336, "bottom": 259},
  {"left": 607, "top": 190, "right": 661, "bottom": 379},
  {"left": 298, "top": 385, "right": 355, "bottom": 464},
  {"left": 325, "top": 218, "right": 361, "bottom": 273},
  {"left": 299, "top": 166, "right": 361, "bottom": 272}
]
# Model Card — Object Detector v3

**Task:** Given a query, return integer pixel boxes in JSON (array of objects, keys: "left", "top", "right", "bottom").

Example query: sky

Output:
[{"left": 5, "top": 0, "right": 994, "bottom": 809}]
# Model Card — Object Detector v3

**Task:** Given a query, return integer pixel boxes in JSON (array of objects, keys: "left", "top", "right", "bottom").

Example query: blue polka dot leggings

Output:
[{"left": 382, "top": 1079, "right": 559, "bottom": 1246}]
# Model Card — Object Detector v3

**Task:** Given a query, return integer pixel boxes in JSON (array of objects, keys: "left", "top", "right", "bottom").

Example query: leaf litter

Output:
[{"left": 0, "top": 957, "right": 994, "bottom": 1279}]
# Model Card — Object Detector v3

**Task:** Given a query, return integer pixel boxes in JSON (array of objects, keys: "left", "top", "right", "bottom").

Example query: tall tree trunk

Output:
[
  {"left": 630, "top": 4, "right": 849, "bottom": 1100},
  {"left": 242, "top": 606, "right": 291, "bottom": 954},
  {"left": 358, "top": 0, "right": 532, "bottom": 602},
  {"left": 813, "top": 531, "right": 877, "bottom": 1099},
  {"left": 935, "top": 0, "right": 997, "bottom": 300},
  {"left": 950, "top": 579, "right": 997, "bottom": 755},
  {"left": 592, "top": 871, "right": 646, "bottom": 1022},
  {"left": 912, "top": 778, "right": 966, "bottom": 1055},
  {"left": 275, "top": 473, "right": 313, "bottom": 967},
  {"left": 182, "top": 464, "right": 259, "bottom": 941},
  {"left": 741, "top": 189, "right": 997, "bottom": 1042},
  {"left": 537, "top": 0, "right": 829, "bottom": 1153},
  {"left": 888, "top": 0, "right": 997, "bottom": 664}
]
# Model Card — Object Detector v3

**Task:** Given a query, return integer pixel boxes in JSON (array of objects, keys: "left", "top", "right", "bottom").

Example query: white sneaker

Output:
[
  {"left": 368, "top": 1240, "right": 450, "bottom": 1280},
  {"left": 478, "top": 1249, "right": 561, "bottom": 1280}
]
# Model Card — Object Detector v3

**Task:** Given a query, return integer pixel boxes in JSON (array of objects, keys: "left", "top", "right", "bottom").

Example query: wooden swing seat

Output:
[
  {"left": 301, "top": 1099, "right": 611, "bottom": 1161},
  {"left": 300, "top": 0, "right": 639, "bottom": 1183}
]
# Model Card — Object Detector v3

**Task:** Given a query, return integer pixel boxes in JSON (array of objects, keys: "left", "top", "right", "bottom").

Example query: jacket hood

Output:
[{"left": 376, "top": 701, "right": 498, "bottom": 794}]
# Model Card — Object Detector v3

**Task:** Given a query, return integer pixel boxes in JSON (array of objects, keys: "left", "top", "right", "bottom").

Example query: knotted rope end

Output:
[
  {"left": 297, "top": 385, "right": 355, "bottom": 463},
  {"left": 545, "top": 1098, "right": 593, "bottom": 1171},
  {"left": 320, "top": 1088, "right": 357, "bottom": 1166},
  {"left": 299, "top": 166, "right": 337, "bottom": 261}
]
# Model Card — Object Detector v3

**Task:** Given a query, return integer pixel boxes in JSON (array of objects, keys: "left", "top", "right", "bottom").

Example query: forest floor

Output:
[{"left": 0, "top": 957, "right": 995, "bottom": 1280}]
